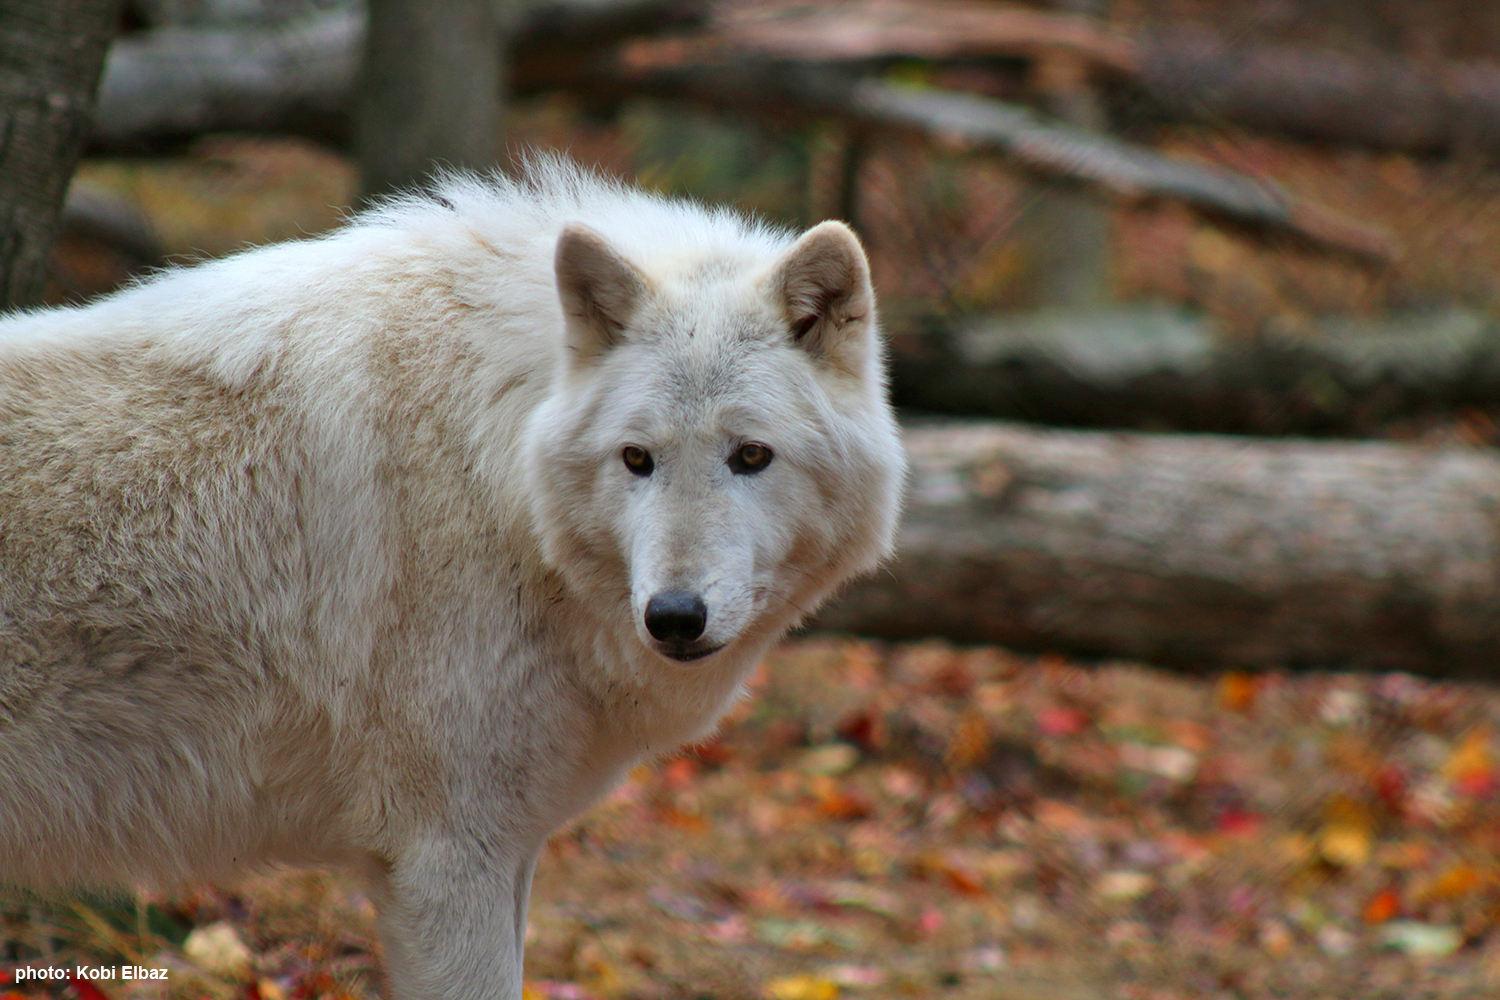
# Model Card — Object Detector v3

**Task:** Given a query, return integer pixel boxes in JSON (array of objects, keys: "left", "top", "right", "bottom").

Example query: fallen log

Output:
[
  {"left": 91, "top": 0, "right": 707, "bottom": 151},
  {"left": 627, "top": 0, "right": 1138, "bottom": 73},
  {"left": 812, "top": 420, "right": 1500, "bottom": 678},
  {"left": 1136, "top": 27, "right": 1500, "bottom": 158},
  {"left": 889, "top": 305, "right": 1500, "bottom": 436}
]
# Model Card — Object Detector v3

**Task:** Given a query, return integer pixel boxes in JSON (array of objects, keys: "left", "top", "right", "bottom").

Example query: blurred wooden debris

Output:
[
  {"left": 631, "top": 1, "right": 1500, "bottom": 158},
  {"left": 93, "top": 0, "right": 1407, "bottom": 262},
  {"left": 1137, "top": 27, "right": 1500, "bottom": 158},
  {"left": 842, "top": 82, "right": 1397, "bottom": 263},
  {"left": 815, "top": 419, "right": 1500, "bottom": 679}
]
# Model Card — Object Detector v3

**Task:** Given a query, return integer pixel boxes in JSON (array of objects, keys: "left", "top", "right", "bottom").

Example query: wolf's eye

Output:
[
  {"left": 622, "top": 446, "right": 654, "bottom": 476},
  {"left": 729, "top": 442, "right": 773, "bottom": 475}
]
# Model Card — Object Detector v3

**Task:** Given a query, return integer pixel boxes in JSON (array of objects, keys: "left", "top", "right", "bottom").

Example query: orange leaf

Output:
[
  {"left": 1419, "top": 863, "right": 1488, "bottom": 902},
  {"left": 1216, "top": 672, "right": 1260, "bottom": 713},
  {"left": 1034, "top": 799, "right": 1088, "bottom": 833},
  {"left": 1363, "top": 889, "right": 1400, "bottom": 924},
  {"left": 762, "top": 974, "right": 838, "bottom": 1000},
  {"left": 945, "top": 710, "right": 991, "bottom": 770},
  {"left": 1319, "top": 795, "right": 1373, "bottom": 868},
  {"left": 1166, "top": 720, "right": 1212, "bottom": 753},
  {"left": 943, "top": 865, "right": 987, "bottom": 898},
  {"left": 1442, "top": 729, "right": 1494, "bottom": 786},
  {"left": 659, "top": 807, "right": 707, "bottom": 833},
  {"left": 816, "top": 791, "right": 872, "bottom": 822}
]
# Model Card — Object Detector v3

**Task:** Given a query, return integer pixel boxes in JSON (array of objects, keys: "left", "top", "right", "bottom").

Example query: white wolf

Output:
[{"left": 0, "top": 159, "right": 905, "bottom": 999}]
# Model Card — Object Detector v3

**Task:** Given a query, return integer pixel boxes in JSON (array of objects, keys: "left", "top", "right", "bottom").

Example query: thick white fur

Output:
[{"left": 0, "top": 159, "right": 905, "bottom": 999}]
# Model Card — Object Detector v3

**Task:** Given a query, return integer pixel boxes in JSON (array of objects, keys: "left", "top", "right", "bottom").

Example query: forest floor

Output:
[
  {"left": 17, "top": 45, "right": 1500, "bottom": 997},
  {"left": 7, "top": 635, "right": 1500, "bottom": 1000}
]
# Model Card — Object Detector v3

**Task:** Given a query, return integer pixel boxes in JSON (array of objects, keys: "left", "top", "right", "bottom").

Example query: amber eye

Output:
[
  {"left": 728, "top": 442, "right": 773, "bottom": 475},
  {"left": 622, "top": 446, "right": 654, "bottom": 476}
]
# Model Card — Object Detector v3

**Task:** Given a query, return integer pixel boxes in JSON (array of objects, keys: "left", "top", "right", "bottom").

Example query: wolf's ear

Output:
[
  {"left": 768, "top": 221, "right": 874, "bottom": 373},
  {"left": 556, "top": 224, "right": 647, "bottom": 365}
]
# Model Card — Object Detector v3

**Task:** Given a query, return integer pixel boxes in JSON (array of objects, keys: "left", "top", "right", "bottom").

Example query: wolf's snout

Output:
[{"left": 644, "top": 592, "right": 707, "bottom": 643}]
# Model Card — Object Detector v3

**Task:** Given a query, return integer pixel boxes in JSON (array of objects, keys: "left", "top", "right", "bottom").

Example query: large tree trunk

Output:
[
  {"left": 1013, "top": 0, "right": 1113, "bottom": 309},
  {"left": 813, "top": 421, "right": 1500, "bottom": 679},
  {"left": 355, "top": 0, "right": 509, "bottom": 200},
  {"left": 0, "top": 0, "right": 121, "bottom": 309}
]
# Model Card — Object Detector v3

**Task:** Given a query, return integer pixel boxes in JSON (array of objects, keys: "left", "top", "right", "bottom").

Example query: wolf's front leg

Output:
[{"left": 366, "top": 837, "right": 540, "bottom": 1000}]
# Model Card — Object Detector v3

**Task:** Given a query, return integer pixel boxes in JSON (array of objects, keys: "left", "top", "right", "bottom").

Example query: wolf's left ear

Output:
[
  {"left": 556, "top": 223, "right": 647, "bottom": 365},
  {"left": 768, "top": 221, "right": 875, "bottom": 373}
]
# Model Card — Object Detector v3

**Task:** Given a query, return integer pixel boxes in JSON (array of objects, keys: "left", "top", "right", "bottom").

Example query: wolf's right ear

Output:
[
  {"left": 768, "top": 221, "right": 875, "bottom": 378},
  {"left": 555, "top": 224, "right": 647, "bottom": 365}
]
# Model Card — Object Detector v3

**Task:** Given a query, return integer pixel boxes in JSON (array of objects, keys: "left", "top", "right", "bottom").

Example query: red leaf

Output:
[
  {"left": 1374, "top": 764, "right": 1408, "bottom": 814},
  {"left": 836, "top": 710, "right": 886, "bottom": 753},
  {"left": 1455, "top": 768, "right": 1499, "bottom": 799},
  {"left": 916, "top": 907, "right": 945, "bottom": 936},
  {"left": 66, "top": 974, "right": 110, "bottom": 1000},
  {"left": 1037, "top": 707, "right": 1087, "bottom": 737},
  {"left": 1217, "top": 807, "right": 1264, "bottom": 837},
  {"left": 684, "top": 739, "right": 734, "bottom": 766},
  {"left": 661, "top": 757, "right": 698, "bottom": 791}
]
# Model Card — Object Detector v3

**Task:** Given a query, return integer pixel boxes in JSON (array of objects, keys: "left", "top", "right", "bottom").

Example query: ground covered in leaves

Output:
[{"left": 6, "top": 637, "right": 1500, "bottom": 999}]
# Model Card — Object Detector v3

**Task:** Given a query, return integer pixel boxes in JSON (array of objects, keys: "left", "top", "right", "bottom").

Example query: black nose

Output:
[{"left": 645, "top": 592, "right": 708, "bottom": 643}]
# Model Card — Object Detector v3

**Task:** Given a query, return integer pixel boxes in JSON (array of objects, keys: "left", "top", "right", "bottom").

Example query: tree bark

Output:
[
  {"left": 355, "top": 0, "right": 509, "bottom": 201},
  {"left": 0, "top": 0, "right": 121, "bottom": 310},
  {"left": 1016, "top": 0, "right": 1113, "bottom": 309},
  {"left": 812, "top": 420, "right": 1500, "bottom": 679}
]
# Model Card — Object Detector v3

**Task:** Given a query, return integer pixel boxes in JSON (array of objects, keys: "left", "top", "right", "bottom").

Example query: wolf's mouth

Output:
[{"left": 659, "top": 644, "right": 725, "bottom": 662}]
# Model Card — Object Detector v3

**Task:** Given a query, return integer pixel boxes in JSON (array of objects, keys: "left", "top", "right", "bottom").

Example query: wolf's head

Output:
[{"left": 523, "top": 217, "right": 905, "bottom": 666}]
